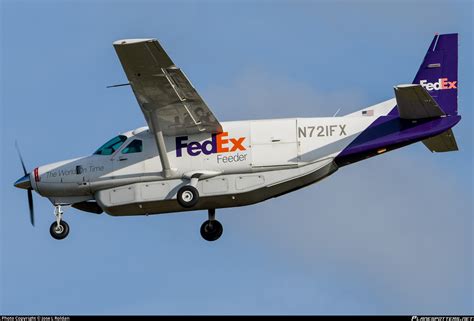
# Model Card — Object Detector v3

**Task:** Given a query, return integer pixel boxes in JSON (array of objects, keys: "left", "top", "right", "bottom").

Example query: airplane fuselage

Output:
[{"left": 30, "top": 98, "right": 459, "bottom": 216}]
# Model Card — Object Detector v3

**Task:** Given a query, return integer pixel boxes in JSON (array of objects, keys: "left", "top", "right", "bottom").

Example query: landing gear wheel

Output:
[
  {"left": 177, "top": 185, "right": 199, "bottom": 208},
  {"left": 49, "top": 220, "right": 69, "bottom": 240},
  {"left": 200, "top": 219, "right": 223, "bottom": 241}
]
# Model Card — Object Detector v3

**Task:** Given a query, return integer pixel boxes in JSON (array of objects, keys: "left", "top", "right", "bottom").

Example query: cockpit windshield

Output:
[{"left": 93, "top": 135, "right": 127, "bottom": 155}]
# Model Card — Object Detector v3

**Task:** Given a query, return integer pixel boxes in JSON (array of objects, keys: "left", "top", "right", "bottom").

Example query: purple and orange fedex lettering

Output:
[
  {"left": 176, "top": 132, "right": 246, "bottom": 157},
  {"left": 216, "top": 132, "right": 229, "bottom": 153},
  {"left": 420, "top": 78, "right": 457, "bottom": 91}
]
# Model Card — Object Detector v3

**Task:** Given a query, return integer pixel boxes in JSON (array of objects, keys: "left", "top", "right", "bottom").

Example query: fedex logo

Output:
[
  {"left": 176, "top": 132, "right": 246, "bottom": 157},
  {"left": 420, "top": 78, "right": 457, "bottom": 91}
]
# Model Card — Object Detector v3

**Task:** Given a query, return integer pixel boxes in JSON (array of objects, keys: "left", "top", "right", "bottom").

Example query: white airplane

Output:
[{"left": 14, "top": 33, "right": 460, "bottom": 241}]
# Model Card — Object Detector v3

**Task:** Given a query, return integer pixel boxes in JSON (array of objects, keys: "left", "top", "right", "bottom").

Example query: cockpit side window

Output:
[
  {"left": 93, "top": 135, "right": 127, "bottom": 155},
  {"left": 122, "top": 139, "right": 143, "bottom": 154}
]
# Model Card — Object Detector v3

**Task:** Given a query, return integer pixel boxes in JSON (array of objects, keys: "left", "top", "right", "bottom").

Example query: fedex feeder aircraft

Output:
[{"left": 14, "top": 33, "right": 460, "bottom": 241}]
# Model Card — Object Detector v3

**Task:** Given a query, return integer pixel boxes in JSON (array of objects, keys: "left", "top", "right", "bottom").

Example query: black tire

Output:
[
  {"left": 177, "top": 185, "right": 199, "bottom": 208},
  {"left": 49, "top": 220, "right": 70, "bottom": 240},
  {"left": 200, "top": 220, "right": 223, "bottom": 242}
]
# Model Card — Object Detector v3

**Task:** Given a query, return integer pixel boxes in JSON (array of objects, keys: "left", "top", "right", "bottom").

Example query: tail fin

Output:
[{"left": 413, "top": 33, "right": 458, "bottom": 116}]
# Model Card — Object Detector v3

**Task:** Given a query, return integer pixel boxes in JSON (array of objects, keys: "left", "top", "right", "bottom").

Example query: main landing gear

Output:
[
  {"left": 49, "top": 204, "right": 70, "bottom": 240},
  {"left": 200, "top": 209, "right": 223, "bottom": 242},
  {"left": 177, "top": 185, "right": 199, "bottom": 208},
  {"left": 176, "top": 177, "right": 223, "bottom": 241},
  {"left": 177, "top": 175, "right": 200, "bottom": 208}
]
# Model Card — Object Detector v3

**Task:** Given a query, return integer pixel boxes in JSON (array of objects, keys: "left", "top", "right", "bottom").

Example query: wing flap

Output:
[{"left": 394, "top": 84, "right": 445, "bottom": 119}]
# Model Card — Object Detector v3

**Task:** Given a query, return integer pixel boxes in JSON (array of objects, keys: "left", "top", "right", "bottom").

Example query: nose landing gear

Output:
[
  {"left": 49, "top": 204, "right": 70, "bottom": 240},
  {"left": 200, "top": 209, "right": 223, "bottom": 241}
]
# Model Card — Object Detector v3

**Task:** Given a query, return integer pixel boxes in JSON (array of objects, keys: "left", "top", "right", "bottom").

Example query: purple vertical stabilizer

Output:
[
  {"left": 413, "top": 33, "right": 458, "bottom": 116},
  {"left": 389, "top": 33, "right": 458, "bottom": 117}
]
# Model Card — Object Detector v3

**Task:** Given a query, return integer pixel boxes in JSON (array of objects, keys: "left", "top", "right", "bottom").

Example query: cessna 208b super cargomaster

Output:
[{"left": 14, "top": 33, "right": 460, "bottom": 241}]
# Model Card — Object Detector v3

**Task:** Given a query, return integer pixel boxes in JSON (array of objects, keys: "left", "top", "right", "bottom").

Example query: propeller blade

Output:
[
  {"left": 14, "top": 141, "right": 28, "bottom": 175},
  {"left": 27, "top": 188, "right": 35, "bottom": 226},
  {"left": 15, "top": 141, "right": 34, "bottom": 226}
]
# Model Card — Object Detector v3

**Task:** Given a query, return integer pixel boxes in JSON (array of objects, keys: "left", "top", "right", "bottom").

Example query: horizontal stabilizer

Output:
[
  {"left": 394, "top": 84, "right": 445, "bottom": 119},
  {"left": 422, "top": 129, "right": 458, "bottom": 152}
]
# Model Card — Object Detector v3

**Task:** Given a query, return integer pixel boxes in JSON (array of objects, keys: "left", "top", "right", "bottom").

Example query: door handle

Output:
[{"left": 119, "top": 156, "right": 128, "bottom": 161}]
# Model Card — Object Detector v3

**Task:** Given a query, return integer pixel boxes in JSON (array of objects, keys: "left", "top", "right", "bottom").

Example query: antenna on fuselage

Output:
[
  {"left": 332, "top": 108, "right": 341, "bottom": 117},
  {"left": 106, "top": 83, "right": 130, "bottom": 88}
]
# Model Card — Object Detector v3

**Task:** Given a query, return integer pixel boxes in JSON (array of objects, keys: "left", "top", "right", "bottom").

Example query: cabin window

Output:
[
  {"left": 122, "top": 139, "right": 143, "bottom": 154},
  {"left": 93, "top": 135, "right": 127, "bottom": 155}
]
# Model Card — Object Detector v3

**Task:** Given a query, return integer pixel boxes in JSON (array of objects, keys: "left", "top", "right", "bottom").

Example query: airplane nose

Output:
[{"left": 14, "top": 173, "right": 32, "bottom": 190}]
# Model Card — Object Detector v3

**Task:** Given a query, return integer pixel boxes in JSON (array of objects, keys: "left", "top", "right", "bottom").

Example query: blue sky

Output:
[{"left": 1, "top": 0, "right": 472, "bottom": 315}]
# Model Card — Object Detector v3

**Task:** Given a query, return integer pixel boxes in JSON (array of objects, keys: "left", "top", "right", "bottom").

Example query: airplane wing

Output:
[{"left": 113, "top": 39, "right": 223, "bottom": 136}]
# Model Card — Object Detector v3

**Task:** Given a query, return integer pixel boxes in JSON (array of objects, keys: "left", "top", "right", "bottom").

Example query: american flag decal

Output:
[{"left": 362, "top": 110, "right": 374, "bottom": 116}]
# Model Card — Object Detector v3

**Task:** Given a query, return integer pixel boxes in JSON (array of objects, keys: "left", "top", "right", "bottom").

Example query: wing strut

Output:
[{"left": 148, "top": 111, "right": 174, "bottom": 178}]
